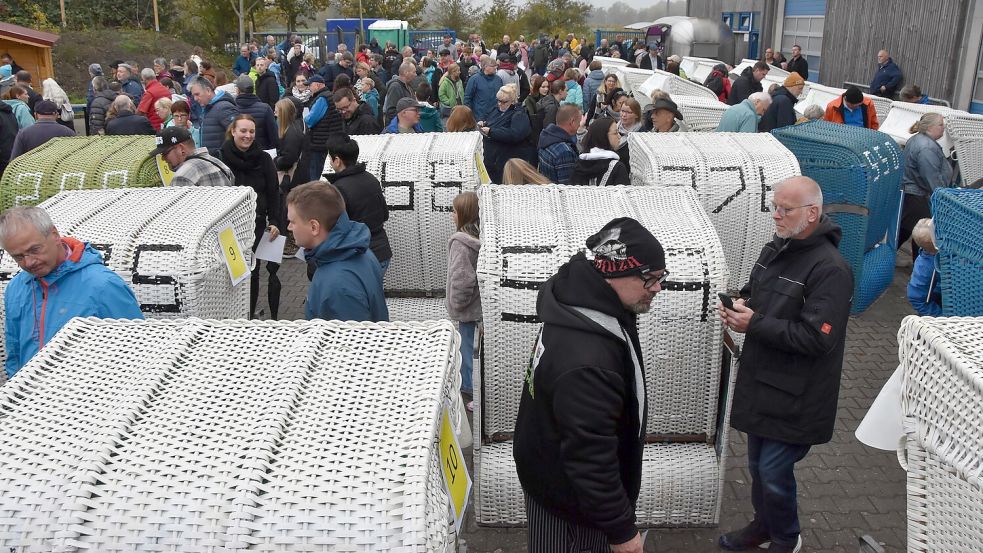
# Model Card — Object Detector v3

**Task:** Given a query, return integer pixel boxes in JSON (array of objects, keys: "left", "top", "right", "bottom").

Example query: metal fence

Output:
[
  {"left": 225, "top": 32, "right": 327, "bottom": 61},
  {"left": 593, "top": 29, "right": 648, "bottom": 54},
  {"left": 409, "top": 30, "right": 455, "bottom": 56}
]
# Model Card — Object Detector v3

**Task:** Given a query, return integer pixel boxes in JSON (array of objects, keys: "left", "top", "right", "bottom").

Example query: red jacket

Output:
[
  {"left": 137, "top": 79, "right": 172, "bottom": 130},
  {"left": 823, "top": 95, "right": 879, "bottom": 130}
]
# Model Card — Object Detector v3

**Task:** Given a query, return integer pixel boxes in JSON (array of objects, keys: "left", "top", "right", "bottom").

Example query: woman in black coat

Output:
[
  {"left": 569, "top": 117, "right": 631, "bottom": 186},
  {"left": 88, "top": 76, "right": 117, "bottom": 135},
  {"left": 220, "top": 114, "right": 285, "bottom": 319},
  {"left": 104, "top": 95, "right": 154, "bottom": 135},
  {"left": 479, "top": 84, "right": 533, "bottom": 183},
  {"left": 273, "top": 98, "right": 307, "bottom": 192}
]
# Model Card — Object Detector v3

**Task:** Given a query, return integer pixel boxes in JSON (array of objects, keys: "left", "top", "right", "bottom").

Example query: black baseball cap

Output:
[{"left": 149, "top": 126, "right": 193, "bottom": 157}]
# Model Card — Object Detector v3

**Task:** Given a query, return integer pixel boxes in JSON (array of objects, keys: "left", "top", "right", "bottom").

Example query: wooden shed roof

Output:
[{"left": 0, "top": 23, "right": 60, "bottom": 48}]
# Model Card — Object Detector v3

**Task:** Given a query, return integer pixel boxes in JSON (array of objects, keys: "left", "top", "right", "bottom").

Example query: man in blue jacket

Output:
[
  {"left": 465, "top": 57, "right": 503, "bottom": 121},
  {"left": 286, "top": 181, "right": 388, "bottom": 322},
  {"left": 538, "top": 104, "right": 580, "bottom": 183},
  {"left": 1, "top": 206, "right": 143, "bottom": 378},
  {"left": 189, "top": 76, "right": 240, "bottom": 153},
  {"left": 870, "top": 50, "right": 903, "bottom": 98},
  {"left": 233, "top": 44, "right": 256, "bottom": 77}
]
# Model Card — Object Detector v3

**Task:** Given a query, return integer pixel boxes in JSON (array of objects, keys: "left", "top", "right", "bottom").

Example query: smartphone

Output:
[{"left": 718, "top": 292, "right": 735, "bottom": 311}]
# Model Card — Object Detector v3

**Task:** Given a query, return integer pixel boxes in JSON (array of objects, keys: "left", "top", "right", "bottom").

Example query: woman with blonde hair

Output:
[
  {"left": 899, "top": 112, "right": 951, "bottom": 260},
  {"left": 480, "top": 84, "right": 533, "bottom": 182},
  {"left": 41, "top": 77, "right": 74, "bottom": 130},
  {"left": 502, "top": 158, "right": 551, "bottom": 185},
  {"left": 446, "top": 105, "right": 477, "bottom": 132},
  {"left": 588, "top": 72, "right": 621, "bottom": 122},
  {"left": 438, "top": 63, "right": 466, "bottom": 121},
  {"left": 273, "top": 98, "right": 306, "bottom": 190}
]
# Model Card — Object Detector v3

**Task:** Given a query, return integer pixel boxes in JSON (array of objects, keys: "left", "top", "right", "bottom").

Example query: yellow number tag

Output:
[
  {"left": 156, "top": 154, "right": 175, "bottom": 186},
  {"left": 475, "top": 151, "right": 491, "bottom": 185},
  {"left": 218, "top": 225, "right": 250, "bottom": 286},
  {"left": 440, "top": 404, "right": 472, "bottom": 533}
]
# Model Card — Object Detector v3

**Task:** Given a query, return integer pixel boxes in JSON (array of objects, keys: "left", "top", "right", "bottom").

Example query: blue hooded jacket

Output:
[
  {"left": 907, "top": 251, "right": 942, "bottom": 316},
  {"left": 304, "top": 212, "right": 389, "bottom": 322},
  {"left": 4, "top": 238, "right": 143, "bottom": 377},
  {"left": 464, "top": 72, "right": 504, "bottom": 121}
]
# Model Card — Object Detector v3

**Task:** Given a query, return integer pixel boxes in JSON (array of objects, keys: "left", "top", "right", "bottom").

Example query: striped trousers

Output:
[{"left": 525, "top": 494, "right": 611, "bottom": 553}]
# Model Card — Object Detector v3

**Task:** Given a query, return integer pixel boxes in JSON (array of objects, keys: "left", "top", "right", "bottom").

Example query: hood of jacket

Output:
[
  {"left": 538, "top": 123, "right": 576, "bottom": 149},
  {"left": 740, "top": 66, "right": 754, "bottom": 79},
  {"left": 772, "top": 86, "right": 798, "bottom": 104},
  {"left": 586, "top": 69, "right": 605, "bottom": 83},
  {"left": 325, "top": 162, "right": 368, "bottom": 183},
  {"left": 96, "top": 89, "right": 118, "bottom": 101},
  {"left": 538, "top": 252, "right": 635, "bottom": 336},
  {"left": 236, "top": 92, "right": 261, "bottom": 108},
  {"left": 208, "top": 89, "right": 235, "bottom": 108},
  {"left": 579, "top": 147, "right": 620, "bottom": 162},
  {"left": 770, "top": 213, "right": 842, "bottom": 255},
  {"left": 449, "top": 230, "right": 480, "bottom": 254},
  {"left": 305, "top": 211, "right": 372, "bottom": 267},
  {"left": 39, "top": 238, "right": 105, "bottom": 286}
]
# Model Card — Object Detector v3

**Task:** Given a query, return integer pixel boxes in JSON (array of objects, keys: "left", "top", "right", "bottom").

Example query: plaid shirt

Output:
[{"left": 171, "top": 148, "right": 235, "bottom": 187}]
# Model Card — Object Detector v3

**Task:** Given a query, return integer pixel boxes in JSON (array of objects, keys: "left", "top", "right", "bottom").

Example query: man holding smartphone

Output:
[{"left": 717, "top": 176, "right": 852, "bottom": 553}]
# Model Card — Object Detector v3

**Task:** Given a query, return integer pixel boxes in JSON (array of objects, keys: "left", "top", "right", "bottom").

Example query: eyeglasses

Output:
[
  {"left": 770, "top": 202, "right": 814, "bottom": 217},
  {"left": 640, "top": 270, "right": 669, "bottom": 289},
  {"left": 9, "top": 238, "right": 50, "bottom": 263}
]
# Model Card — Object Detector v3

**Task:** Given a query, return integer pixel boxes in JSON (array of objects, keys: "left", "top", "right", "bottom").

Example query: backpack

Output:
[{"left": 60, "top": 102, "right": 74, "bottom": 123}]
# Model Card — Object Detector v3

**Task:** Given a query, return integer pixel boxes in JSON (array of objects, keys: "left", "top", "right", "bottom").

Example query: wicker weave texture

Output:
[
  {"left": 879, "top": 101, "right": 955, "bottom": 151},
  {"left": 476, "top": 185, "right": 727, "bottom": 440},
  {"left": 0, "top": 318, "right": 460, "bottom": 552},
  {"left": 322, "top": 132, "right": 484, "bottom": 294},
  {"left": 944, "top": 111, "right": 983, "bottom": 187},
  {"left": 605, "top": 67, "right": 717, "bottom": 109},
  {"left": 932, "top": 189, "right": 983, "bottom": 316},
  {"left": 674, "top": 96, "right": 730, "bottom": 132},
  {"left": 898, "top": 316, "right": 983, "bottom": 551},
  {"left": 386, "top": 296, "right": 448, "bottom": 322},
  {"left": 0, "top": 136, "right": 163, "bottom": 210},
  {"left": 627, "top": 132, "right": 799, "bottom": 291},
  {"left": 770, "top": 121, "right": 903, "bottom": 313},
  {"left": 0, "top": 188, "right": 257, "bottom": 366},
  {"left": 680, "top": 57, "right": 723, "bottom": 86},
  {"left": 792, "top": 81, "right": 892, "bottom": 124}
]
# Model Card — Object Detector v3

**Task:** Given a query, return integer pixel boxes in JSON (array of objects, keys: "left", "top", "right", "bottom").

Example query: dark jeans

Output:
[
  {"left": 898, "top": 192, "right": 932, "bottom": 260},
  {"left": 747, "top": 433, "right": 811, "bottom": 546},
  {"left": 309, "top": 150, "right": 328, "bottom": 181}
]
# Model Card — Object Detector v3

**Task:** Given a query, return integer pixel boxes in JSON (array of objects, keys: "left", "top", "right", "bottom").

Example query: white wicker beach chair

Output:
[
  {"left": 0, "top": 318, "right": 463, "bottom": 552},
  {"left": 0, "top": 188, "right": 257, "bottom": 370},
  {"left": 897, "top": 316, "right": 983, "bottom": 553},
  {"left": 793, "top": 82, "right": 892, "bottom": 124},
  {"left": 674, "top": 96, "right": 730, "bottom": 132},
  {"left": 322, "top": 132, "right": 485, "bottom": 293},
  {"left": 680, "top": 56, "right": 723, "bottom": 85},
  {"left": 879, "top": 101, "right": 955, "bottom": 151},
  {"left": 606, "top": 67, "right": 717, "bottom": 109},
  {"left": 474, "top": 185, "right": 733, "bottom": 526},
  {"left": 944, "top": 111, "right": 983, "bottom": 186},
  {"left": 628, "top": 132, "right": 800, "bottom": 291}
]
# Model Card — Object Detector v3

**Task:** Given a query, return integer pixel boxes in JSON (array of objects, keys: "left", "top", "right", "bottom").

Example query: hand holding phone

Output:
[{"left": 718, "top": 292, "right": 735, "bottom": 311}]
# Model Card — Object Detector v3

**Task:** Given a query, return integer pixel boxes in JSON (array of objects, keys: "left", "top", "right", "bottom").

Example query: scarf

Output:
[
  {"left": 618, "top": 121, "right": 641, "bottom": 148},
  {"left": 292, "top": 87, "right": 312, "bottom": 103}
]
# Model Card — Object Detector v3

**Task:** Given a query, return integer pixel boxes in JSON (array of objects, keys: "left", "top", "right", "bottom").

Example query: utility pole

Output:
[
  {"left": 359, "top": 0, "right": 365, "bottom": 45},
  {"left": 60, "top": 0, "right": 66, "bottom": 27},
  {"left": 239, "top": 0, "right": 246, "bottom": 46},
  {"left": 153, "top": 0, "right": 160, "bottom": 32}
]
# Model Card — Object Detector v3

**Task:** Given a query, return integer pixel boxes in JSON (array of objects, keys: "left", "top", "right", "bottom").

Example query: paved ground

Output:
[{"left": 265, "top": 255, "right": 914, "bottom": 553}]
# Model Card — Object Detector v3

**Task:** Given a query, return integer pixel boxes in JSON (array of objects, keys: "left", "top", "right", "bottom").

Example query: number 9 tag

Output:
[{"left": 218, "top": 224, "right": 250, "bottom": 286}]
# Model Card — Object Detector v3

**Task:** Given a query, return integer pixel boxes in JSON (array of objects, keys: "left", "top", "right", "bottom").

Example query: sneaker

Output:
[
  {"left": 466, "top": 401, "right": 474, "bottom": 412},
  {"left": 718, "top": 520, "right": 769, "bottom": 550},
  {"left": 765, "top": 536, "right": 802, "bottom": 553}
]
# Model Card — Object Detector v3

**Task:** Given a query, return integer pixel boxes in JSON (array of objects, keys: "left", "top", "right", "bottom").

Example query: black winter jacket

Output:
[
  {"left": 274, "top": 118, "right": 305, "bottom": 191},
  {"left": 326, "top": 163, "right": 392, "bottom": 263},
  {"left": 0, "top": 101, "right": 16, "bottom": 172},
  {"left": 537, "top": 94, "right": 560, "bottom": 127},
  {"left": 732, "top": 215, "right": 853, "bottom": 445},
  {"left": 200, "top": 92, "right": 240, "bottom": 152},
  {"left": 759, "top": 86, "right": 799, "bottom": 132},
  {"left": 235, "top": 93, "right": 279, "bottom": 150},
  {"left": 306, "top": 89, "right": 345, "bottom": 152},
  {"left": 255, "top": 71, "right": 280, "bottom": 109},
  {"left": 728, "top": 66, "right": 762, "bottom": 106},
  {"left": 343, "top": 101, "right": 382, "bottom": 135},
  {"left": 786, "top": 56, "right": 809, "bottom": 82},
  {"left": 88, "top": 90, "right": 117, "bottom": 135},
  {"left": 514, "top": 253, "right": 646, "bottom": 545},
  {"left": 219, "top": 139, "right": 284, "bottom": 236},
  {"left": 483, "top": 104, "right": 533, "bottom": 183},
  {"left": 105, "top": 110, "right": 155, "bottom": 135},
  {"left": 569, "top": 150, "right": 631, "bottom": 186}
]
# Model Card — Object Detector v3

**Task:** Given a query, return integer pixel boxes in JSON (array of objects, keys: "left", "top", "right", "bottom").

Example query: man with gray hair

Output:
[
  {"left": 1, "top": 206, "right": 142, "bottom": 378},
  {"left": 189, "top": 75, "right": 239, "bottom": 152},
  {"left": 116, "top": 63, "right": 144, "bottom": 105},
  {"left": 136, "top": 67, "right": 172, "bottom": 130},
  {"left": 464, "top": 56, "right": 503, "bottom": 121},
  {"left": 383, "top": 61, "right": 417, "bottom": 124},
  {"left": 718, "top": 176, "right": 852, "bottom": 553},
  {"left": 717, "top": 91, "right": 771, "bottom": 132}
]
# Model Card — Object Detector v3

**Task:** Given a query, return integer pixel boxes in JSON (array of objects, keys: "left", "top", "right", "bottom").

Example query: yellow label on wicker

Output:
[
  {"left": 218, "top": 225, "right": 249, "bottom": 286},
  {"left": 475, "top": 151, "right": 491, "bottom": 185},
  {"left": 156, "top": 154, "right": 174, "bottom": 186},
  {"left": 440, "top": 404, "right": 472, "bottom": 533}
]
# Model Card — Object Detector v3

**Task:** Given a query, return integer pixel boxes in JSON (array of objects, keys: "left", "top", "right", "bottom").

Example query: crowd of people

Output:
[{"left": 0, "top": 32, "right": 959, "bottom": 553}]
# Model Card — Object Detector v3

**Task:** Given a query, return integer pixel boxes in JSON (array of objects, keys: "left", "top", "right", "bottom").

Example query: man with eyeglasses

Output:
[
  {"left": 515, "top": 217, "right": 666, "bottom": 553},
  {"left": 717, "top": 176, "right": 852, "bottom": 553},
  {"left": 0, "top": 206, "right": 143, "bottom": 379}
]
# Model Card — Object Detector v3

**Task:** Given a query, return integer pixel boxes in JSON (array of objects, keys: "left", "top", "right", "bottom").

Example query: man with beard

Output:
[
  {"left": 514, "top": 217, "right": 667, "bottom": 553},
  {"left": 718, "top": 176, "right": 852, "bottom": 553}
]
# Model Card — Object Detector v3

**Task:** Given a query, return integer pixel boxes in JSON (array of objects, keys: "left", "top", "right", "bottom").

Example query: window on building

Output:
[{"left": 782, "top": 15, "right": 823, "bottom": 81}]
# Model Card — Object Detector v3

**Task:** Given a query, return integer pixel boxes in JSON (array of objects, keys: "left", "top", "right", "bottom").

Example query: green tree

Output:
[
  {"left": 335, "top": 0, "right": 427, "bottom": 28},
  {"left": 427, "top": 0, "right": 482, "bottom": 36},
  {"left": 478, "top": 0, "right": 518, "bottom": 46},
  {"left": 518, "top": 0, "right": 591, "bottom": 38},
  {"left": 272, "top": 0, "right": 332, "bottom": 31}
]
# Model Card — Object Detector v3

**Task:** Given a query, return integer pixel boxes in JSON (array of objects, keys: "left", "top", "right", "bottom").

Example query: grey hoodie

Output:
[{"left": 446, "top": 230, "right": 482, "bottom": 321}]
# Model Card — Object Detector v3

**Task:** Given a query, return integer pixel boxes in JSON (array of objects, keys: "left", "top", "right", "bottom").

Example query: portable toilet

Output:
[
  {"left": 325, "top": 18, "right": 379, "bottom": 53},
  {"left": 368, "top": 20, "right": 409, "bottom": 49}
]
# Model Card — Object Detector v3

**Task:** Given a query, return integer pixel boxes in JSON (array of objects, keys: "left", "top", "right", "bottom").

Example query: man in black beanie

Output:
[
  {"left": 514, "top": 217, "right": 668, "bottom": 553},
  {"left": 823, "top": 85, "right": 879, "bottom": 130}
]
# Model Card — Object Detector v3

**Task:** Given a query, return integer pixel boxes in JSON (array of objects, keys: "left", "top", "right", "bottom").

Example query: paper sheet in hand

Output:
[
  {"left": 254, "top": 231, "right": 286, "bottom": 262},
  {"left": 264, "top": 148, "right": 277, "bottom": 159},
  {"left": 855, "top": 366, "right": 904, "bottom": 451}
]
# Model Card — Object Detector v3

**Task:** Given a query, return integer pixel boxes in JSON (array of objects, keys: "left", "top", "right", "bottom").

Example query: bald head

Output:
[
  {"left": 772, "top": 176, "right": 823, "bottom": 239},
  {"left": 877, "top": 50, "right": 889, "bottom": 64}
]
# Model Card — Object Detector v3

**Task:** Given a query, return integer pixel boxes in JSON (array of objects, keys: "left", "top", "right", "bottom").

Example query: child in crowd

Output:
[
  {"left": 360, "top": 78, "right": 379, "bottom": 119},
  {"left": 446, "top": 191, "right": 481, "bottom": 411},
  {"left": 561, "top": 68, "right": 583, "bottom": 108},
  {"left": 906, "top": 218, "right": 942, "bottom": 316}
]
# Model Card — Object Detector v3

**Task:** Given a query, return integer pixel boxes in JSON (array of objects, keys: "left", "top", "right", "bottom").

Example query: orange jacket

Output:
[{"left": 823, "top": 95, "right": 879, "bottom": 130}]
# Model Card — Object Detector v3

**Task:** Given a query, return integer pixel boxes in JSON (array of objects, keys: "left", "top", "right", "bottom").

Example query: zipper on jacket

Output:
[{"left": 38, "top": 281, "right": 49, "bottom": 349}]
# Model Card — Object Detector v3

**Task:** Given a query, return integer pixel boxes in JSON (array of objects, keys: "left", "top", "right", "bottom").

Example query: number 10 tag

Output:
[
  {"left": 217, "top": 224, "right": 250, "bottom": 286},
  {"left": 440, "top": 403, "right": 472, "bottom": 533}
]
